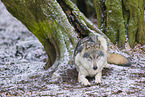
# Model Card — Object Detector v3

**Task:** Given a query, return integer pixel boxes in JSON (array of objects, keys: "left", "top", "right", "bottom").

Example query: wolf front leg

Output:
[
  {"left": 104, "top": 62, "right": 109, "bottom": 68},
  {"left": 78, "top": 72, "right": 91, "bottom": 86},
  {"left": 95, "top": 71, "right": 102, "bottom": 84}
]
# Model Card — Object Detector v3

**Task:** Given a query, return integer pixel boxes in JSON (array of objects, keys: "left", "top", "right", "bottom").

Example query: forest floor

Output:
[{"left": 0, "top": 1, "right": 145, "bottom": 97}]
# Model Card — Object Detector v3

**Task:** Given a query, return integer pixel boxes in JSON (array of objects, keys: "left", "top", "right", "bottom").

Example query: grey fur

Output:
[{"left": 74, "top": 36, "right": 108, "bottom": 86}]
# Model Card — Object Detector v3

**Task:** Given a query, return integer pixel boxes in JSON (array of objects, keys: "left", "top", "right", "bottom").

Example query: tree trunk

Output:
[
  {"left": 1, "top": 0, "right": 107, "bottom": 70},
  {"left": 94, "top": 0, "right": 145, "bottom": 48}
]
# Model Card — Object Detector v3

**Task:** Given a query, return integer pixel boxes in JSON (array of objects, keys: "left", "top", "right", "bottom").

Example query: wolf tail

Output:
[{"left": 107, "top": 52, "right": 131, "bottom": 67}]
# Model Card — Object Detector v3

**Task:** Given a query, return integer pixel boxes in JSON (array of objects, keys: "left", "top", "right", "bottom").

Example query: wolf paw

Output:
[
  {"left": 95, "top": 78, "right": 101, "bottom": 84},
  {"left": 83, "top": 82, "right": 91, "bottom": 86},
  {"left": 79, "top": 80, "right": 91, "bottom": 86}
]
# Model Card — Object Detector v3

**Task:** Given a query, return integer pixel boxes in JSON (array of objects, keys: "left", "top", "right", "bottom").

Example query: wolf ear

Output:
[{"left": 97, "top": 37, "right": 108, "bottom": 51}]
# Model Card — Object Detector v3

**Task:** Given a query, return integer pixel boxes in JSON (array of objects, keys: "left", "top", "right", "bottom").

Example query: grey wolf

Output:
[{"left": 74, "top": 35, "right": 131, "bottom": 86}]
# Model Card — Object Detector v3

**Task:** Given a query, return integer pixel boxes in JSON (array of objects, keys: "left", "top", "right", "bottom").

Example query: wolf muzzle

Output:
[{"left": 93, "top": 66, "right": 98, "bottom": 70}]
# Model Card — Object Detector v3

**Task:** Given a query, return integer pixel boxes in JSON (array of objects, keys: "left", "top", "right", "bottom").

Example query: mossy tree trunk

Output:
[
  {"left": 94, "top": 0, "right": 145, "bottom": 48},
  {"left": 1, "top": 0, "right": 106, "bottom": 70}
]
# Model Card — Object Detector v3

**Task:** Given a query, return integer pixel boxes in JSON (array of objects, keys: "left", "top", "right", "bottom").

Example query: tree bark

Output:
[
  {"left": 136, "top": 0, "right": 145, "bottom": 45},
  {"left": 94, "top": 0, "right": 145, "bottom": 48},
  {"left": 1, "top": 0, "right": 77, "bottom": 69},
  {"left": 105, "top": 0, "right": 126, "bottom": 48}
]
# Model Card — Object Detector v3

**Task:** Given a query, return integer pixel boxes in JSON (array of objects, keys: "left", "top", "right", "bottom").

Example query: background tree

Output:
[
  {"left": 94, "top": 0, "right": 145, "bottom": 48},
  {"left": 72, "top": 0, "right": 145, "bottom": 48}
]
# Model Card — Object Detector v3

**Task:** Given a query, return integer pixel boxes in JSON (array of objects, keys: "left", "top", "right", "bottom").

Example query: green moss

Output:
[
  {"left": 137, "top": 0, "right": 145, "bottom": 44},
  {"left": 94, "top": 0, "right": 106, "bottom": 30},
  {"left": 123, "top": 0, "right": 138, "bottom": 48},
  {"left": 94, "top": 0, "right": 102, "bottom": 29},
  {"left": 105, "top": 0, "right": 125, "bottom": 48}
]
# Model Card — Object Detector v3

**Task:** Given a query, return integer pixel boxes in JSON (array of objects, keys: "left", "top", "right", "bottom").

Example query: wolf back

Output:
[{"left": 74, "top": 35, "right": 131, "bottom": 67}]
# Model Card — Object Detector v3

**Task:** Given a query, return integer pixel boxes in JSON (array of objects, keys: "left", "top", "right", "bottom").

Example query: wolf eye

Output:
[
  {"left": 95, "top": 55, "right": 99, "bottom": 59},
  {"left": 87, "top": 57, "right": 92, "bottom": 61},
  {"left": 89, "top": 56, "right": 92, "bottom": 60},
  {"left": 87, "top": 59, "right": 91, "bottom": 61}
]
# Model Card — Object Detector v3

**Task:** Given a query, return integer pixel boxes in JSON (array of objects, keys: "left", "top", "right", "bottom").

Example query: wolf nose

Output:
[{"left": 93, "top": 66, "right": 98, "bottom": 70}]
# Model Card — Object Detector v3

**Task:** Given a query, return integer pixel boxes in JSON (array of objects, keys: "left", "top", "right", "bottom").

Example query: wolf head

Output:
[{"left": 81, "top": 41, "right": 106, "bottom": 71}]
